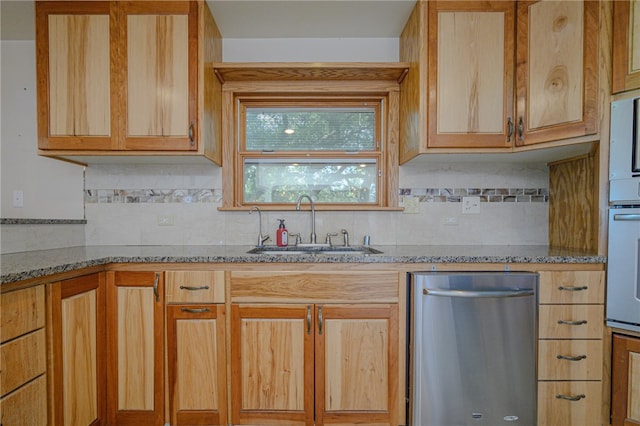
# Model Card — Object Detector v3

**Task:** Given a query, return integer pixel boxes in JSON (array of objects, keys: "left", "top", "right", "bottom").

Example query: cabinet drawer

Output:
[
  {"left": 1, "top": 285, "right": 45, "bottom": 343},
  {"left": 539, "top": 305, "right": 604, "bottom": 339},
  {"left": 230, "top": 271, "right": 399, "bottom": 303},
  {"left": 538, "top": 271, "right": 604, "bottom": 304},
  {"left": 166, "top": 271, "right": 225, "bottom": 304},
  {"left": 538, "top": 340, "right": 603, "bottom": 380},
  {"left": 0, "top": 329, "right": 46, "bottom": 396},
  {"left": 0, "top": 374, "right": 47, "bottom": 426},
  {"left": 537, "top": 381, "right": 602, "bottom": 426}
]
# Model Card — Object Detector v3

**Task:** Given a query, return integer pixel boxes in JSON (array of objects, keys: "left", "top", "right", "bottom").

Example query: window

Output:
[{"left": 224, "top": 93, "right": 398, "bottom": 210}]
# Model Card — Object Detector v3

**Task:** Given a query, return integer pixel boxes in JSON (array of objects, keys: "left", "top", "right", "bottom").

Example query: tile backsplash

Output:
[{"left": 81, "top": 162, "right": 549, "bottom": 246}]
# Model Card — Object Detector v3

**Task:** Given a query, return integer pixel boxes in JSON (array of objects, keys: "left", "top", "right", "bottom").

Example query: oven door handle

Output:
[{"left": 613, "top": 214, "right": 640, "bottom": 221}]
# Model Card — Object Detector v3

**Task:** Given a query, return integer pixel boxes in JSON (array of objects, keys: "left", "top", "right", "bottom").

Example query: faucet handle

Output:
[
  {"left": 289, "top": 233, "right": 301, "bottom": 246},
  {"left": 341, "top": 229, "right": 350, "bottom": 247},
  {"left": 325, "top": 232, "right": 338, "bottom": 246}
]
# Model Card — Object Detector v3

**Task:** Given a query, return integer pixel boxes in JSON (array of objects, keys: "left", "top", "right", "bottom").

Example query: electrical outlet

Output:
[
  {"left": 402, "top": 196, "right": 420, "bottom": 214},
  {"left": 443, "top": 216, "right": 459, "bottom": 225},
  {"left": 157, "top": 214, "right": 174, "bottom": 226},
  {"left": 462, "top": 196, "right": 480, "bottom": 214},
  {"left": 13, "top": 190, "right": 24, "bottom": 208}
]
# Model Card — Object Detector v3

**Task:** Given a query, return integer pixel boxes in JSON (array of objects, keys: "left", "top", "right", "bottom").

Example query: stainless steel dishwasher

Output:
[{"left": 407, "top": 272, "right": 538, "bottom": 426}]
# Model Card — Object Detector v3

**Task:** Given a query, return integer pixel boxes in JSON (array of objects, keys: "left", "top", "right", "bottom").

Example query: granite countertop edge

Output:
[{"left": 0, "top": 245, "right": 607, "bottom": 285}]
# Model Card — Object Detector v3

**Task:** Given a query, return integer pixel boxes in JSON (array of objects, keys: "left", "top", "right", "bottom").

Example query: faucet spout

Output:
[
  {"left": 295, "top": 194, "right": 316, "bottom": 244},
  {"left": 249, "top": 206, "right": 270, "bottom": 247}
]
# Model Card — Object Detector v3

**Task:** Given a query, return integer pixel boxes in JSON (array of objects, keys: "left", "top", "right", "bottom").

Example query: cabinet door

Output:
[
  {"left": 167, "top": 304, "right": 227, "bottom": 425},
  {"left": 230, "top": 304, "right": 314, "bottom": 426},
  {"left": 516, "top": 1, "right": 598, "bottom": 145},
  {"left": 612, "top": 334, "right": 640, "bottom": 426},
  {"left": 428, "top": 1, "right": 515, "bottom": 148},
  {"left": 315, "top": 304, "right": 398, "bottom": 426},
  {"left": 35, "top": 2, "right": 116, "bottom": 150},
  {"left": 613, "top": 0, "right": 640, "bottom": 93},
  {"left": 118, "top": 2, "right": 197, "bottom": 151},
  {"left": 49, "top": 273, "right": 106, "bottom": 426},
  {"left": 107, "top": 271, "right": 164, "bottom": 426}
]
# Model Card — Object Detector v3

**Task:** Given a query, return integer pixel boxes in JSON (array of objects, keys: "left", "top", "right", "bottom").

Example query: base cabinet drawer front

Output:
[
  {"left": 538, "top": 305, "right": 604, "bottom": 339},
  {"left": 538, "top": 339, "right": 603, "bottom": 380},
  {"left": 0, "top": 328, "right": 47, "bottom": 396},
  {"left": 537, "top": 381, "right": 602, "bottom": 426},
  {"left": 1, "top": 285, "right": 45, "bottom": 343},
  {"left": 0, "top": 374, "right": 48, "bottom": 426},
  {"left": 165, "top": 271, "right": 225, "bottom": 304},
  {"left": 538, "top": 271, "right": 604, "bottom": 304}
]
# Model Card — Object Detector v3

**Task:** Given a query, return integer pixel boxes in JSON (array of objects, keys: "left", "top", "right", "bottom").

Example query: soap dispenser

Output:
[{"left": 276, "top": 219, "right": 288, "bottom": 247}]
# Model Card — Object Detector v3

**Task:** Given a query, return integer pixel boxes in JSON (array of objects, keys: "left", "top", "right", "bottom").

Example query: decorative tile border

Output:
[
  {"left": 84, "top": 189, "right": 222, "bottom": 204},
  {"left": 0, "top": 218, "right": 87, "bottom": 225},
  {"left": 399, "top": 188, "right": 548, "bottom": 203}
]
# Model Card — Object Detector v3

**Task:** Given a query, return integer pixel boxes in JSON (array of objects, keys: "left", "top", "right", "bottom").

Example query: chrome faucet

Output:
[
  {"left": 295, "top": 194, "right": 316, "bottom": 244},
  {"left": 341, "top": 228, "right": 350, "bottom": 247},
  {"left": 249, "top": 206, "right": 270, "bottom": 247}
]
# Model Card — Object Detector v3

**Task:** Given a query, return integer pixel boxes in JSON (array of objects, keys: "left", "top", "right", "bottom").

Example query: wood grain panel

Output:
[
  {"left": 629, "top": 352, "right": 640, "bottom": 420},
  {"left": 549, "top": 153, "right": 598, "bottom": 251},
  {"left": 527, "top": 1, "right": 583, "bottom": 130},
  {"left": 165, "top": 270, "right": 225, "bottom": 303},
  {"left": 0, "top": 329, "right": 46, "bottom": 396},
  {"left": 48, "top": 14, "right": 110, "bottom": 137},
  {"left": 127, "top": 14, "right": 189, "bottom": 137},
  {"left": 537, "top": 381, "right": 602, "bottom": 426},
  {"left": 538, "top": 339, "right": 603, "bottom": 380},
  {"left": 539, "top": 305, "right": 604, "bottom": 339},
  {"left": 62, "top": 290, "right": 98, "bottom": 424},
  {"left": 230, "top": 271, "right": 398, "bottom": 303},
  {"left": 1, "top": 285, "right": 45, "bottom": 343},
  {"left": 538, "top": 270, "right": 604, "bottom": 304},
  {"left": 202, "top": 1, "right": 223, "bottom": 164},
  {"left": 612, "top": 334, "right": 640, "bottom": 426},
  {"left": 0, "top": 375, "right": 47, "bottom": 426},
  {"left": 613, "top": 0, "right": 640, "bottom": 93}
]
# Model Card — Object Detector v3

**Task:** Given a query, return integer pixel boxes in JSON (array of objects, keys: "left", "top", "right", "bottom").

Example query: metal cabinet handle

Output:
[
  {"left": 318, "top": 306, "right": 324, "bottom": 335},
  {"left": 306, "top": 305, "right": 312, "bottom": 335},
  {"left": 558, "top": 286, "right": 588, "bottom": 291},
  {"left": 507, "top": 117, "right": 514, "bottom": 143},
  {"left": 555, "top": 394, "right": 586, "bottom": 402},
  {"left": 189, "top": 122, "right": 195, "bottom": 146},
  {"left": 518, "top": 116, "right": 524, "bottom": 141},
  {"left": 180, "top": 307, "right": 210, "bottom": 314},
  {"left": 153, "top": 273, "right": 160, "bottom": 302},
  {"left": 179, "top": 285, "right": 210, "bottom": 291},
  {"left": 556, "top": 354, "right": 587, "bottom": 362},
  {"left": 557, "top": 319, "right": 588, "bottom": 326}
]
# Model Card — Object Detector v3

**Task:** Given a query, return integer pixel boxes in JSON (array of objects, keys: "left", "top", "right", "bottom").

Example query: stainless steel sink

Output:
[{"left": 247, "top": 245, "right": 383, "bottom": 255}]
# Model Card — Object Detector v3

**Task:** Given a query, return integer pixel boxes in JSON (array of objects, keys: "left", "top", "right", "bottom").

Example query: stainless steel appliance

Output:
[
  {"left": 607, "top": 96, "right": 640, "bottom": 333},
  {"left": 407, "top": 272, "right": 538, "bottom": 426}
]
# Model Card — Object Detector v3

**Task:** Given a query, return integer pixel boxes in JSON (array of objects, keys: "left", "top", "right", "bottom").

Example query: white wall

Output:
[{"left": 1, "top": 41, "right": 85, "bottom": 220}]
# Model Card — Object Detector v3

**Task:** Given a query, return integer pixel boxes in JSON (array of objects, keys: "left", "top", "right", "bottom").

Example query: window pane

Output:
[
  {"left": 245, "top": 108, "right": 376, "bottom": 151},
  {"left": 243, "top": 158, "right": 378, "bottom": 204}
]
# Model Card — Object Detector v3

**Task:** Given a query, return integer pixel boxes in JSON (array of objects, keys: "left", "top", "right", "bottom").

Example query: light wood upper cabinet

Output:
[
  {"left": 613, "top": 0, "right": 640, "bottom": 93},
  {"left": 48, "top": 273, "right": 106, "bottom": 426},
  {"left": 106, "top": 271, "right": 164, "bottom": 426},
  {"left": 399, "top": 0, "right": 599, "bottom": 160},
  {"left": 516, "top": 1, "right": 598, "bottom": 145},
  {"left": 427, "top": 1, "right": 515, "bottom": 149},
  {"left": 36, "top": 1, "right": 223, "bottom": 163}
]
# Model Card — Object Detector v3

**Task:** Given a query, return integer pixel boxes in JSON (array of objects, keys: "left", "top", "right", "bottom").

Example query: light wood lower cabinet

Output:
[
  {"left": 167, "top": 304, "right": 227, "bottom": 425},
  {"left": 612, "top": 333, "right": 640, "bottom": 426},
  {"left": 536, "top": 270, "right": 605, "bottom": 426},
  {"left": 48, "top": 272, "right": 106, "bottom": 426},
  {"left": 106, "top": 271, "right": 164, "bottom": 426},
  {"left": 0, "top": 285, "right": 47, "bottom": 426},
  {"left": 229, "top": 270, "right": 400, "bottom": 426}
]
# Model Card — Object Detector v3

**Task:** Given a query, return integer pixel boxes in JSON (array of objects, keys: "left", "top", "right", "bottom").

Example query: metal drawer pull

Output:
[
  {"left": 318, "top": 306, "right": 324, "bottom": 335},
  {"left": 306, "top": 305, "right": 312, "bottom": 335},
  {"left": 558, "top": 286, "right": 588, "bottom": 291},
  {"left": 181, "top": 307, "right": 210, "bottom": 314},
  {"left": 179, "top": 285, "right": 210, "bottom": 291},
  {"left": 555, "top": 394, "right": 586, "bottom": 402},
  {"left": 153, "top": 273, "right": 160, "bottom": 302},
  {"left": 557, "top": 319, "right": 587, "bottom": 326},
  {"left": 556, "top": 354, "right": 587, "bottom": 361}
]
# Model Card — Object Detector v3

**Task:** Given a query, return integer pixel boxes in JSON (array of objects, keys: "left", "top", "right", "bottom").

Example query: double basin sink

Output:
[{"left": 247, "top": 244, "right": 383, "bottom": 256}]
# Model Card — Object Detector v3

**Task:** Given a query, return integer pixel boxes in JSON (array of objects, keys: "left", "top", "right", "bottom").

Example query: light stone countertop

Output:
[{"left": 0, "top": 245, "right": 605, "bottom": 285}]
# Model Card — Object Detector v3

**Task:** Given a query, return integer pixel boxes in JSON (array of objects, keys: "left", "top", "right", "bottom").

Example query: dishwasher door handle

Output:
[{"left": 422, "top": 289, "right": 535, "bottom": 298}]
